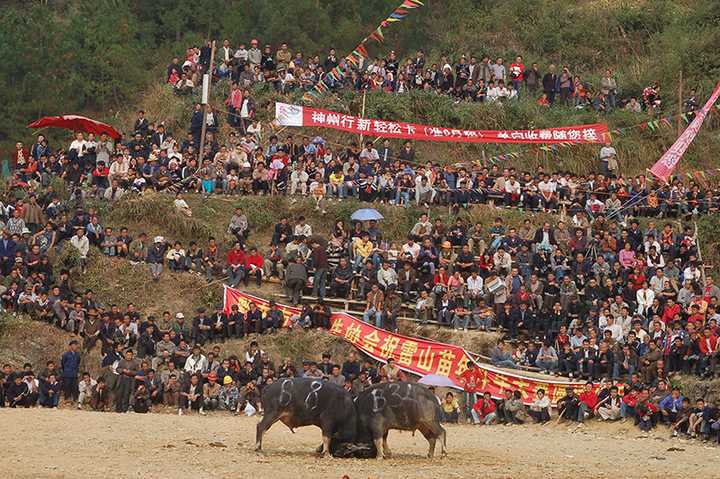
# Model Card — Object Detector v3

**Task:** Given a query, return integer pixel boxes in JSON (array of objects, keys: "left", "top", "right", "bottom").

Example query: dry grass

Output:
[{"left": 74, "top": 251, "right": 220, "bottom": 318}]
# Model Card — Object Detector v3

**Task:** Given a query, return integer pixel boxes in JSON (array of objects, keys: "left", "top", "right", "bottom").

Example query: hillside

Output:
[
  {"left": 3, "top": 0, "right": 720, "bottom": 156},
  {"left": 2, "top": 0, "right": 720, "bottom": 389}
]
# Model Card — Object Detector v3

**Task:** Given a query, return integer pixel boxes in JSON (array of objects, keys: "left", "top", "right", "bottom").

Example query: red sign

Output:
[
  {"left": 276, "top": 102, "right": 610, "bottom": 145},
  {"left": 649, "top": 81, "right": 720, "bottom": 182},
  {"left": 223, "top": 286, "right": 585, "bottom": 404}
]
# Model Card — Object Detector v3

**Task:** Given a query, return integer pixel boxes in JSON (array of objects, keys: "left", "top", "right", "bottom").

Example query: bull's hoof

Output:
[
  {"left": 384, "top": 451, "right": 392, "bottom": 458},
  {"left": 376, "top": 454, "right": 384, "bottom": 461}
]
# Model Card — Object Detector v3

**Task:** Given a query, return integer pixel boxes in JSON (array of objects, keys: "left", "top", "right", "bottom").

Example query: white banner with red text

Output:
[{"left": 275, "top": 102, "right": 610, "bottom": 145}]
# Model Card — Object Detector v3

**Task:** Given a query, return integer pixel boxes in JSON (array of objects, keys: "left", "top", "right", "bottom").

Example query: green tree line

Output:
[{"left": 1, "top": 0, "right": 719, "bottom": 150}]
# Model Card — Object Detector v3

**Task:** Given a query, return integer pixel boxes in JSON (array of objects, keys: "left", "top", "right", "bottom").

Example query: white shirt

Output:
[
  {"left": 70, "top": 235, "right": 89, "bottom": 258},
  {"left": 600, "top": 146, "right": 617, "bottom": 160},
  {"left": 294, "top": 223, "right": 312, "bottom": 237},
  {"left": 467, "top": 275, "right": 484, "bottom": 293},
  {"left": 604, "top": 323, "right": 623, "bottom": 340},
  {"left": 184, "top": 354, "right": 208, "bottom": 373},
  {"left": 636, "top": 288, "right": 655, "bottom": 313},
  {"left": 402, "top": 242, "right": 420, "bottom": 260},
  {"left": 69, "top": 139, "right": 87, "bottom": 157}
]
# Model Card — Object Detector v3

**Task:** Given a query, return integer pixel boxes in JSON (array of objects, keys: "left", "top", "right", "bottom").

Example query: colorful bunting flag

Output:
[
  {"left": 305, "top": 0, "right": 422, "bottom": 102},
  {"left": 370, "top": 27, "right": 385, "bottom": 42}
]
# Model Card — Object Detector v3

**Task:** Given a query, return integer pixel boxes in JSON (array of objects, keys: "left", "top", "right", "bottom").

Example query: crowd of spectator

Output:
[
  {"left": 168, "top": 39, "right": 704, "bottom": 115},
  {"left": 0, "top": 334, "right": 398, "bottom": 417},
  {"left": 2, "top": 38, "right": 720, "bottom": 452},
  {"left": 450, "top": 367, "right": 720, "bottom": 442}
]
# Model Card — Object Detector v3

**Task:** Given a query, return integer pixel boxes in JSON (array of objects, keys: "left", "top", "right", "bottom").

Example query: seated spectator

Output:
[
  {"left": 471, "top": 392, "right": 497, "bottom": 425},
  {"left": 441, "top": 392, "right": 460, "bottom": 423}
]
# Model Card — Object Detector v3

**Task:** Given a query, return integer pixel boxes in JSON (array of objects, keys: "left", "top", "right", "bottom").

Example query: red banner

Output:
[
  {"left": 276, "top": 102, "right": 610, "bottom": 144},
  {"left": 223, "top": 286, "right": 584, "bottom": 404},
  {"left": 649, "top": 81, "right": 720, "bottom": 182}
]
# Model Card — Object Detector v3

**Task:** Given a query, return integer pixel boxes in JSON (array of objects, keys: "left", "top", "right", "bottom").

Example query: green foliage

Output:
[{"left": 2, "top": 0, "right": 720, "bottom": 173}]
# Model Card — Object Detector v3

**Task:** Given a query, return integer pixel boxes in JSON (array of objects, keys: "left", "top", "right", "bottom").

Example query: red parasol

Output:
[{"left": 27, "top": 115, "right": 122, "bottom": 140}]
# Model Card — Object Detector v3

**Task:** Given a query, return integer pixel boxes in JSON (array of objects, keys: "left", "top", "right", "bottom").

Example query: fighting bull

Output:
[
  {"left": 349, "top": 382, "right": 448, "bottom": 460},
  {"left": 255, "top": 378, "right": 359, "bottom": 456}
]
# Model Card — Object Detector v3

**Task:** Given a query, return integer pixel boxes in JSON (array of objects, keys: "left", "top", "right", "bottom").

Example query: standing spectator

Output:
[
  {"left": 114, "top": 349, "right": 140, "bottom": 413},
  {"left": 60, "top": 340, "right": 81, "bottom": 402},
  {"left": 542, "top": 64, "right": 558, "bottom": 104}
]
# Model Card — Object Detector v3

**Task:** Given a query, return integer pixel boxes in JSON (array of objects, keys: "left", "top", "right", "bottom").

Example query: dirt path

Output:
[{"left": 2, "top": 408, "right": 719, "bottom": 479}]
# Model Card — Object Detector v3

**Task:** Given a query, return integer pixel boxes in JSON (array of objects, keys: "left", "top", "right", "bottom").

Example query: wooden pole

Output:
[
  {"left": 198, "top": 40, "right": 216, "bottom": 166},
  {"left": 677, "top": 70, "right": 683, "bottom": 136},
  {"left": 359, "top": 89, "right": 367, "bottom": 146}
]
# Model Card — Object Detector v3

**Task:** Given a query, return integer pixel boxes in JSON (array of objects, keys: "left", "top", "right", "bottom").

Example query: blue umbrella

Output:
[{"left": 351, "top": 208, "right": 384, "bottom": 222}]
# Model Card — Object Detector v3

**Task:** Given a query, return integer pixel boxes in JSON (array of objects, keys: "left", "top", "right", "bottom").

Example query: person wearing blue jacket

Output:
[
  {"left": 60, "top": 340, "right": 81, "bottom": 402},
  {"left": 659, "top": 387, "right": 684, "bottom": 424}
]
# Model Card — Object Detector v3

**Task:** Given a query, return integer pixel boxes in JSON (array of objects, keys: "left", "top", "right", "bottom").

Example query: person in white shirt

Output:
[
  {"left": 603, "top": 316, "right": 623, "bottom": 341},
  {"left": 359, "top": 142, "right": 379, "bottom": 162},
  {"left": 184, "top": 346, "right": 208, "bottom": 374},
  {"left": 294, "top": 217, "right": 312, "bottom": 237},
  {"left": 402, "top": 239, "right": 421, "bottom": 261},
  {"left": 636, "top": 282, "right": 655, "bottom": 317},
  {"left": 410, "top": 214, "right": 433, "bottom": 238},
  {"left": 486, "top": 81, "right": 500, "bottom": 102},
  {"left": 69, "top": 132, "right": 87, "bottom": 160},
  {"left": 683, "top": 264, "right": 702, "bottom": 283},
  {"left": 70, "top": 227, "right": 90, "bottom": 272},
  {"left": 466, "top": 272, "right": 484, "bottom": 300},
  {"left": 77, "top": 373, "right": 97, "bottom": 408},
  {"left": 173, "top": 193, "right": 192, "bottom": 217}
]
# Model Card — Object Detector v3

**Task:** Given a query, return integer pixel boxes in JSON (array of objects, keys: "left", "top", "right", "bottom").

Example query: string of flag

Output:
[
  {"left": 302, "top": 0, "right": 424, "bottom": 102},
  {"left": 480, "top": 104, "right": 720, "bottom": 167}
]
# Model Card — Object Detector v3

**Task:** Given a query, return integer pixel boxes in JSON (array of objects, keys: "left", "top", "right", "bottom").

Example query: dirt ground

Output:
[{"left": 2, "top": 408, "right": 719, "bottom": 479}]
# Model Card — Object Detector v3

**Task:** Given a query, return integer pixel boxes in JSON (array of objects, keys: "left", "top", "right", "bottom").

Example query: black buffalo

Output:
[
  {"left": 255, "top": 378, "right": 357, "bottom": 456},
  {"left": 352, "top": 382, "right": 448, "bottom": 459}
]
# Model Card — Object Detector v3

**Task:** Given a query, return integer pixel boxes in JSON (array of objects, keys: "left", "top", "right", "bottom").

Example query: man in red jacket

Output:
[
  {"left": 459, "top": 361, "right": 482, "bottom": 421},
  {"left": 621, "top": 387, "right": 640, "bottom": 420},
  {"left": 226, "top": 241, "right": 246, "bottom": 287},
  {"left": 244, "top": 247, "right": 263, "bottom": 287},
  {"left": 698, "top": 327, "right": 719, "bottom": 377},
  {"left": 661, "top": 298, "right": 681, "bottom": 325},
  {"left": 578, "top": 381, "right": 599, "bottom": 422},
  {"left": 471, "top": 391, "right": 497, "bottom": 425}
]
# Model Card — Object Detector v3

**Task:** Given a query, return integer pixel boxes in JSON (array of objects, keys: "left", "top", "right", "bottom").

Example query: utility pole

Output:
[
  {"left": 198, "top": 40, "right": 216, "bottom": 166},
  {"left": 677, "top": 70, "right": 683, "bottom": 136},
  {"left": 359, "top": 89, "right": 367, "bottom": 146}
]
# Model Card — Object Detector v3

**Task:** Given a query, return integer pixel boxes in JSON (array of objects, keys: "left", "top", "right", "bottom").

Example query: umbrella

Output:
[
  {"left": 27, "top": 115, "right": 122, "bottom": 140},
  {"left": 418, "top": 374, "right": 458, "bottom": 388},
  {"left": 311, "top": 136, "right": 326, "bottom": 145},
  {"left": 350, "top": 208, "right": 384, "bottom": 222}
]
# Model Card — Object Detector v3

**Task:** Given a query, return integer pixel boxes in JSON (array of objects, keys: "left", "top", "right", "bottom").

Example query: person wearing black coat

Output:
[
  {"left": 39, "top": 375, "right": 62, "bottom": 407},
  {"left": 542, "top": 67, "right": 558, "bottom": 104},
  {"left": 7, "top": 376, "right": 29, "bottom": 407},
  {"left": 137, "top": 325, "right": 157, "bottom": 359},
  {"left": 558, "top": 387, "right": 580, "bottom": 421}
]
